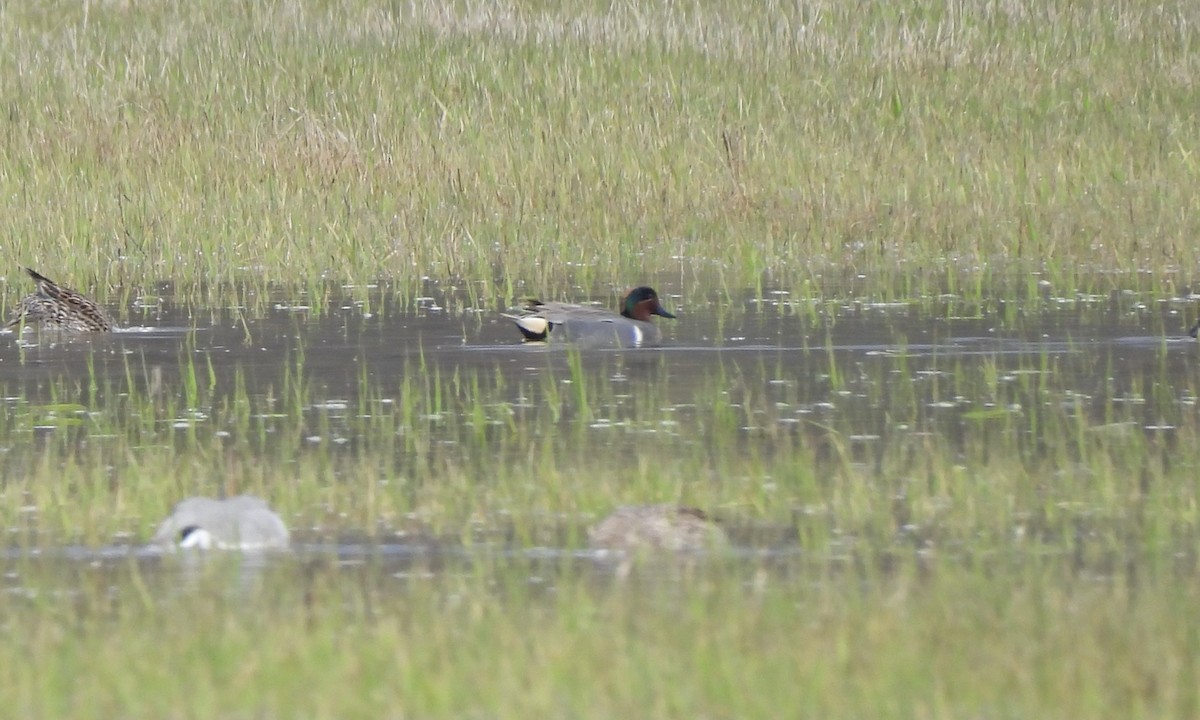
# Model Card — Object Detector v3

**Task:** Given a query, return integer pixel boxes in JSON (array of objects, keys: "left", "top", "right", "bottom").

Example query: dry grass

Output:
[{"left": 0, "top": 0, "right": 1194, "bottom": 315}]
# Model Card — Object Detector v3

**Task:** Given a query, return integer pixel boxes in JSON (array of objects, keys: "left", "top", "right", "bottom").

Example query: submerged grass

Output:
[
  {"left": 0, "top": 305, "right": 1195, "bottom": 556},
  {"left": 0, "top": 297, "right": 1197, "bottom": 717}
]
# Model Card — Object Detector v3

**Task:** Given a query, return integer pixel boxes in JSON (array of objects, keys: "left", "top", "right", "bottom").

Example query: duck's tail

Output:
[{"left": 502, "top": 313, "right": 550, "bottom": 341}]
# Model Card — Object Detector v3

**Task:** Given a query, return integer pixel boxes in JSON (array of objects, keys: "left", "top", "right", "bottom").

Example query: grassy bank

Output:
[
  {"left": 0, "top": 0, "right": 1197, "bottom": 312},
  {"left": 2, "top": 549, "right": 1198, "bottom": 719}
]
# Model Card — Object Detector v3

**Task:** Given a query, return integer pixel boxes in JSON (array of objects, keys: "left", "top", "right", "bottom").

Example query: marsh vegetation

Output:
[{"left": 1, "top": 0, "right": 1200, "bottom": 718}]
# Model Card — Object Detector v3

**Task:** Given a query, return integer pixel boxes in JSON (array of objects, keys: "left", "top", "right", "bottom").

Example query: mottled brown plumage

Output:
[
  {"left": 588, "top": 505, "right": 728, "bottom": 553},
  {"left": 6, "top": 268, "right": 113, "bottom": 333}
]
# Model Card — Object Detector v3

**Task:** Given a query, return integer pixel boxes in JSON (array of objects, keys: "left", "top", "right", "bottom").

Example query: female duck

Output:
[
  {"left": 6, "top": 267, "right": 113, "bottom": 332},
  {"left": 504, "top": 286, "right": 676, "bottom": 348},
  {"left": 153, "top": 495, "right": 290, "bottom": 551},
  {"left": 589, "top": 504, "right": 728, "bottom": 553}
]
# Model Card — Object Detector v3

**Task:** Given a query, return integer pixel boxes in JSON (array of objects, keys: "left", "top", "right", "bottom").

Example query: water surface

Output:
[{"left": 0, "top": 284, "right": 1196, "bottom": 590}]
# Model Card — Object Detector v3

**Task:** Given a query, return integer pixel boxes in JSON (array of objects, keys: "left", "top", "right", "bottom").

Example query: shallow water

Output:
[
  {"left": 3, "top": 286, "right": 1192, "bottom": 421},
  {"left": 0, "top": 284, "right": 1197, "bottom": 588}
]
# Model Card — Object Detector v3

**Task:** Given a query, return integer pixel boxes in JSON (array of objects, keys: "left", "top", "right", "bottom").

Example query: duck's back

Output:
[
  {"left": 153, "top": 495, "right": 289, "bottom": 550},
  {"left": 8, "top": 269, "right": 113, "bottom": 332},
  {"left": 532, "top": 302, "right": 663, "bottom": 348},
  {"left": 589, "top": 505, "right": 727, "bottom": 552}
]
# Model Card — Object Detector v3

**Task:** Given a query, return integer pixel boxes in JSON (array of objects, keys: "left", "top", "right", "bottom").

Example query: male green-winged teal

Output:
[
  {"left": 589, "top": 504, "right": 729, "bottom": 553},
  {"left": 6, "top": 267, "right": 113, "bottom": 332},
  {"left": 503, "top": 286, "right": 676, "bottom": 348},
  {"left": 152, "top": 496, "right": 290, "bottom": 551}
]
